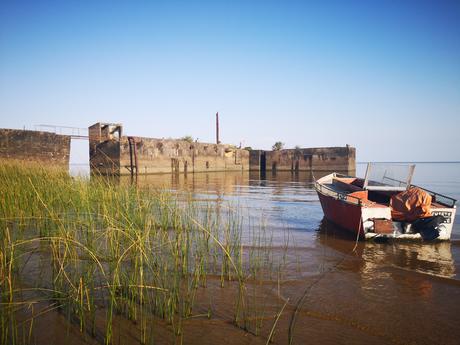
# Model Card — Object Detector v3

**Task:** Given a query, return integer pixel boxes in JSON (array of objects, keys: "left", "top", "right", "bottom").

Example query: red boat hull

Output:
[{"left": 317, "top": 192, "right": 364, "bottom": 236}]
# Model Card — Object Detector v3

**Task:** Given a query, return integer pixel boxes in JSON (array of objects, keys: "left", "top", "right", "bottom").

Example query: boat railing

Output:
[
  {"left": 409, "top": 184, "right": 457, "bottom": 208},
  {"left": 381, "top": 176, "right": 458, "bottom": 207},
  {"left": 315, "top": 181, "right": 362, "bottom": 206}
]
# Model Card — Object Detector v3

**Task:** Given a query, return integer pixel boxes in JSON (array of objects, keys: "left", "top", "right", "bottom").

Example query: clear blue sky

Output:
[{"left": 1, "top": 0, "right": 459, "bottom": 162}]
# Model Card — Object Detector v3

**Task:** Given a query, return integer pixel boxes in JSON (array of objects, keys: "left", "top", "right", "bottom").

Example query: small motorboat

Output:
[{"left": 315, "top": 163, "right": 457, "bottom": 240}]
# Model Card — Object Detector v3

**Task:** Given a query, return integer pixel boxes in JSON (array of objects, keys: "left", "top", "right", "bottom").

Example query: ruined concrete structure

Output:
[
  {"left": 249, "top": 146, "right": 355, "bottom": 173},
  {"left": 89, "top": 123, "right": 250, "bottom": 175},
  {"left": 0, "top": 128, "right": 71, "bottom": 167},
  {"left": 0, "top": 123, "right": 356, "bottom": 175},
  {"left": 89, "top": 123, "right": 355, "bottom": 176}
]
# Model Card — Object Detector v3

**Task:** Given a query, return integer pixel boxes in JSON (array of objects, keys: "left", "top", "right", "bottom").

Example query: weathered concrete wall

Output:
[
  {"left": 89, "top": 123, "right": 122, "bottom": 175},
  {"left": 250, "top": 146, "right": 355, "bottom": 172},
  {"left": 119, "top": 137, "right": 249, "bottom": 175},
  {"left": 90, "top": 140, "right": 120, "bottom": 175},
  {"left": 89, "top": 123, "right": 249, "bottom": 175},
  {"left": 0, "top": 129, "right": 71, "bottom": 167},
  {"left": 89, "top": 123, "right": 355, "bottom": 175}
]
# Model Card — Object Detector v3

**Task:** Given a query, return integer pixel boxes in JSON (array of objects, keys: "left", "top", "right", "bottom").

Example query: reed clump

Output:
[{"left": 0, "top": 162, "right": 290, "bottom": 345}]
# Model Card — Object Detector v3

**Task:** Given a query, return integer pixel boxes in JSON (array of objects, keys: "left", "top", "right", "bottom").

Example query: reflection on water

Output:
[
  {"left": 316, "top": 219, "right": 456, "bottom": 279},
  {"left": 91, "top": 167, "right": 460, "bottom": 344},
  {"left": 121, "top": 171, "right": 333, "bottom": 248},
  {"left": 120, "top": 168, "right": 460, "bottom": 280}
]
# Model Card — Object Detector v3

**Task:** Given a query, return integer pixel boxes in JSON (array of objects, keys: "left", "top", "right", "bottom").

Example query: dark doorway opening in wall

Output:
[{"left": 260, "top": 151, "right": 266, "bottom": 172}]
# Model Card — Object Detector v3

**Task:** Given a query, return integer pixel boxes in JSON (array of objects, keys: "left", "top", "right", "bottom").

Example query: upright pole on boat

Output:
[
  {"left": 363, "top": 163, "right": 371, "bottom": 189},
  {"left": 406, "top": 164, "right": 416, "bottom": 189}
]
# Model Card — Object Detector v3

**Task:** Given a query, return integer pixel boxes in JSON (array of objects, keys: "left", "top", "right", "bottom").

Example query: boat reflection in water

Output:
[{"left": 316, "top": 218, "right": 456, "bottom": 279}]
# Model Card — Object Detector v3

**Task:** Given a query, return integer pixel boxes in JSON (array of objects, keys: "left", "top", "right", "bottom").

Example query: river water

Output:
[{"left": 123, "top": 162, "right": 460, "bottom": 345}]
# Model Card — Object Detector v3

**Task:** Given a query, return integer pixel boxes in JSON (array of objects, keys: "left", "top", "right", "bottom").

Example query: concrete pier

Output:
[
  {"left": 0, "top": 128, "right": 70, "bottom": 167},
  {"left": 249, "top": 146, "right": 355, "bottom": 173},
  {"left": 89, "top": 123, "right": 249, "bottom": 175},
  {"left": 0, "top": 123, "right": 356, "bottom": 175}
]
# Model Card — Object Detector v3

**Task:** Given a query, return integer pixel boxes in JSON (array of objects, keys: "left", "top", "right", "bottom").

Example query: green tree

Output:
[
  {"left": 272, "top": 141, "right": 284, "bottom": 151},
  {"left": 180, "top": 135, "right": 193, "bottom": 143}
]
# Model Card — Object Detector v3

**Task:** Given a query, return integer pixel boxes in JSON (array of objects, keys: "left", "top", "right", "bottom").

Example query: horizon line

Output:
[{"left": 357, "top": 161, "right": 460, "bottom": 164}]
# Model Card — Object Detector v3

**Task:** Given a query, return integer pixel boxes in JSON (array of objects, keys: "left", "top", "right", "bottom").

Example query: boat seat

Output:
[
  {"left": 332, "top": 178, "right": 364, "bottom": 193},
  {"left": 331, "top": 178, "right": 368, "bottom": 202}
]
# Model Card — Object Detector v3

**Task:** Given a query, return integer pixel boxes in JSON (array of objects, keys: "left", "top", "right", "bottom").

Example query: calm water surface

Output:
[{"left": 125, "top": 162, "right": 460, "bottom": 345}]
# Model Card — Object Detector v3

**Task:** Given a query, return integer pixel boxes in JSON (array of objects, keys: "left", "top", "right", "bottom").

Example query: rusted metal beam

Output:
[{"left": 216, "top": 112, "right": 220, "bottom": 144}]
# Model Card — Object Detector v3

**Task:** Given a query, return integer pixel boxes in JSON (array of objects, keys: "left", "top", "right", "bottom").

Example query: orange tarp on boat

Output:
[{"left": 390, "top": 187, "right": 432, "bottom": 222}]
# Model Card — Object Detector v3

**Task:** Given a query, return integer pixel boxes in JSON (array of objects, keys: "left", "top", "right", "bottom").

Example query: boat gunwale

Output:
[
  {"left": 314, "top": 173, "right": 363, "bottom": 206},
  {"left": 315, "top": 173, "right": 457, "bottom": 209}
]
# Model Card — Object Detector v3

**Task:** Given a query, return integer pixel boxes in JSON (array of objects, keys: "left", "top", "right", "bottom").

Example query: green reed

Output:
[{"left": 0, "top": 162, "right": 291, "bottom": 345}]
